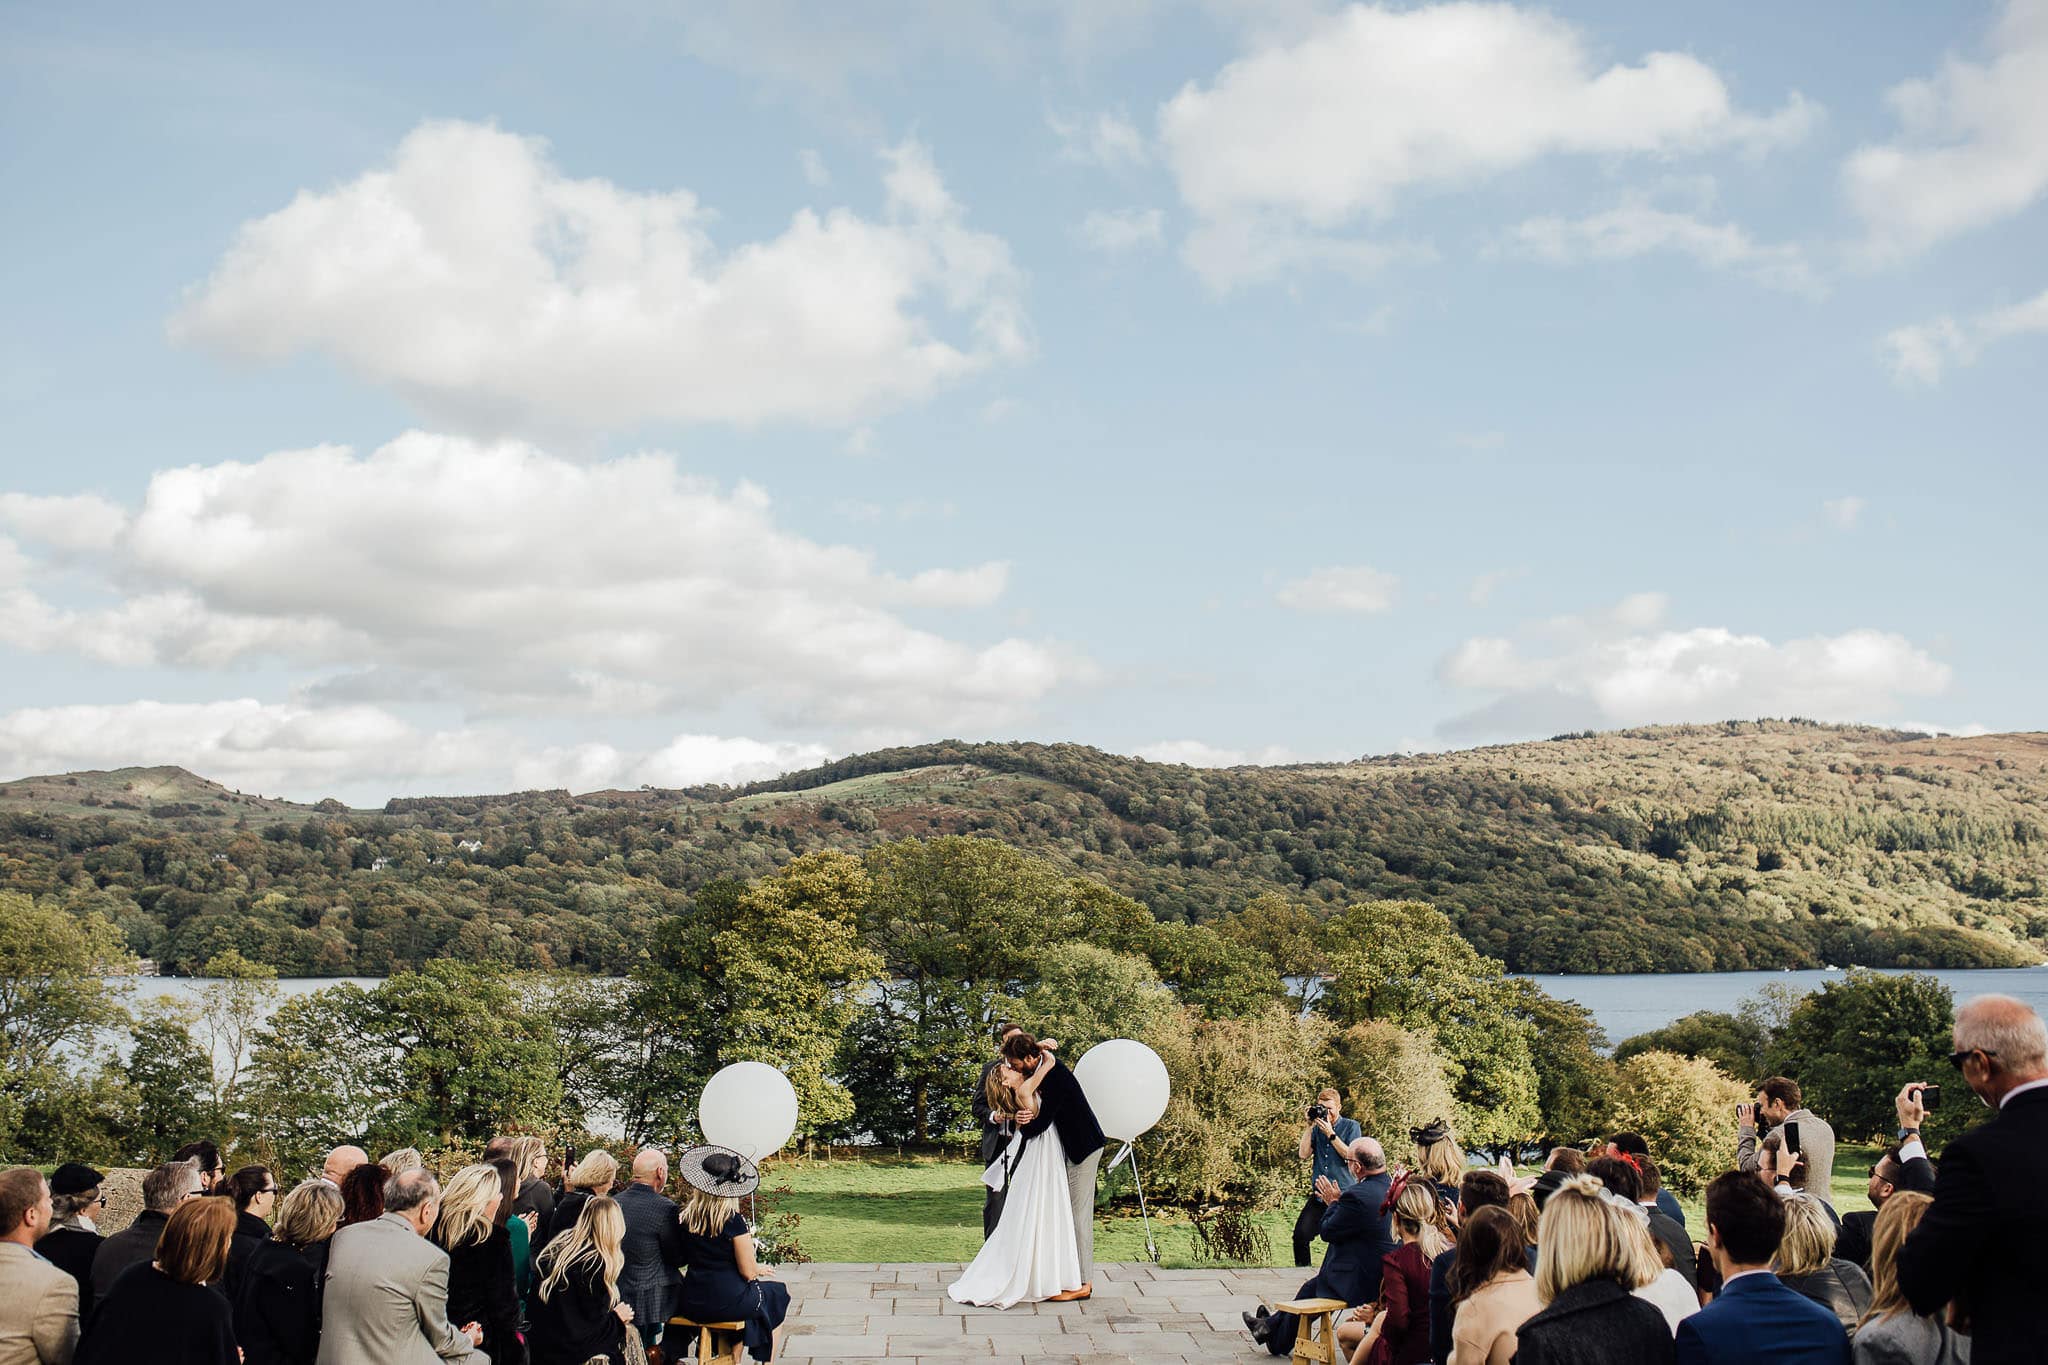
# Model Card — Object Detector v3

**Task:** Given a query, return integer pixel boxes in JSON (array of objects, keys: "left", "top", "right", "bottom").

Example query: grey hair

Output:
[
  {"left": 380, "top": 1147, "right": 424, "bottom": 1175},
  {"left": 1352, "top": 1137, "right": 1387, "bottom": 1172},
  {"left": 384, "top": 1167, "right": 441, "bottom": 1215},
  {"left": 1955, "top": 994, "right": 2048, "bottom": 1071},
  {"left": 142, "top": 1160, "right": 201, "bottom": 1213},
  {"left": 52, "top": 1190, "right": 99, "bottom": 1220}
]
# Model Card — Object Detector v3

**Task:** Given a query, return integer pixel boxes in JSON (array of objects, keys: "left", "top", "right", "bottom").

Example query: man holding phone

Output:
[{"left": 1736, "top": 1076, "right": 1835, "bottom": 1205}]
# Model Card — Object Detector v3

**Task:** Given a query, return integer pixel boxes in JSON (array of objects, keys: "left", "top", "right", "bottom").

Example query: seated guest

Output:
[
  {"left": 0, "top": 1166, "right": 79, "bottom": 1365},
  {"left": 486, "top": 1160, "right": 533, "bottom": 1307},
  {"left": 1410, "top": 1119, "right": 1466, "bottom": 1207},
  {"left": 1248, "top": 1140, "right": 1395, "bottom": 1356},
  {"left": 535, "top": 1150, "right": 616, "bottom": 1254},
  {"left": 1587, "top": 1156, "right": 1696, "bottom": 1291},
  {"left": 235, "top": 1179, "right": 340, "bottom": 1365},
  {"left": 381, "top": 1149, "right": 425, "bottom": 1176},
  {"left": 1630, "top": 1216, "right": 1699, "bottom": 1333},
  {"left": 1428, "top": 1170, "right": 1515, "bottom": 1365},
  {"left": 1446, "top": 1206, "right": 1539, "bottom": 1365},
  {"left": 173, "top": 1142, "right": 224, "bottom": 1195},
  {"left": 1505, "top": 1192, "right": 1539, "bottom": 1259},
  {"left": 434, "top": 1165, "right": 525, "bottom": 1365},
  {"left": 39, "top": 1163, "right": 107, "bottom": 1312},
  {"left": 1675, "top": 1172, "right": 1848, "bottom": 1365},
  {"left": 1339, "top": 1178, "right": 1447, "bottom": 1365},
  {"left": 1609, "top": 1134, "right": 1685, "bottom": 1228},
  {"left": 529, "top": 1196, "right": 632, "bottom": 1365},
  {"left": 1850, "top": 1194, "right": 1961, "bottom": 1365},
  {"left": 78, "top": 1195, "right": 238, "bottom": 1365},
  {"left": 319, "top": 1168, "right": 483, "bottom": 1365},
  {"left": 674, "top": 1149, "right": 789, "bottom": 1365},
  {"left": 336, "top": 1163, "right": 388, "bottom": 1229},
  {"left": 223, "top": 1165, "right": 279, "bottom": 1296},
  {"left": 508, "top": 1138, "right": 554, "bottom": 1225},
  {"left": 1776, "top": 1195, "right": 1871, "bottom": 1335},
  {"left": 1513, "top": 1176, "right": 1673, "bottom": 1365},
  {"left": 91, "top": 1160, "right": 200, "bottom": 1305},
  {"left": 319, "top": 1148, "right": 366, "bottom": 1188},
  {"left": 614, "top": 1149, "right": 684, "bottom": 1357},
  {"left": 1836, "top": 1146, "right": 1931, "bottom": 1273}
]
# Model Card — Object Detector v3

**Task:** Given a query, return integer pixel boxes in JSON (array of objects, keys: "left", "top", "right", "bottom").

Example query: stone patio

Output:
[{"left": 752, "top": 1260, "right": 1306, "bottom": 1364}]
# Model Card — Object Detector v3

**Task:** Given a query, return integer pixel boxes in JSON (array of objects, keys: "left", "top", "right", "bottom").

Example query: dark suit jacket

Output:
[
  {"left": 1312, "top": 1171, "right": 1396, "bottom": 1308},
  {"left": 1018, "top": 1055, "right": 1106, "bottom": 1164},
  {"left": 613, "top": 1182, "right": 684, "bottom": 1330},
  {"left": 1898, "top": 1084, "right": 2048, "bottom": 1362},
  {"left": 90, "top": 1208, "right": 168, "bottom": 1306},
  {"left": 1654, "top": 1186, "right": 1686, "bottom": 1229},
  {"left": 972, "top": 1056, "right": 1011, "bottom": 1166},
  {"left": 1515, "top": 1278, "right": 1675, "bottom": 1365},
  {"left": 235, "top": 1238, "right": 328, "bottom": 1365},
  {"left": 1646, "top": 1207, "right": 1697, "bottom": 1288},
  {"left": 1837, "top": 1209, "right": 1876, "bottom": 1272},
  {"left": 1674, "top": 1271, "right": 1849, "bottom": 1365}
]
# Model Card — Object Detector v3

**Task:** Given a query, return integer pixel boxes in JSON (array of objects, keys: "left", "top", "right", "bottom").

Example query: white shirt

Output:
[
  {"left": 1899, "top": 1075, "right": 2048, "bottom": 1161},
  {"left": 1634, "top": 1268, "right": 1699, "bottom": 1333}
]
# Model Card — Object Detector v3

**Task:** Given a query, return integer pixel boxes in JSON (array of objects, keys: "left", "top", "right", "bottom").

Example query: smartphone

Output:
[
  {"left": 1784, "top": 1120, "right": 1801, "bottom": 1154},
  {"left": 1918, "top": 1084, "right": 1942, "bottom": 1111}
]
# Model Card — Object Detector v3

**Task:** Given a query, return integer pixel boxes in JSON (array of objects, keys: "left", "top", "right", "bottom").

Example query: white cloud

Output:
[
  {"left": 798, "top": 147, "right": 831, "bottom": 186},
  {"left": 1468, "top": 567, "right": 1527, "bottom": 606},
  {"left": 1881, "top": 285, "right": 2048, "bottom": 385},
  {"left": 1161, "top": 3, "right": 1814, "bottom": 286},
  {"left": 633, "top": 734, "right": 835, "bottom": 787},
  {"left": 1276, "top": 565, "right": 1398, "bottom": 614},
  {"left": 1895, "top": 720, "right": 1992, "bottom": 739},
  {"left": 1822, "top": 495, "right": 1866, "bottom": 529},
  {"left": 1130, "top": 738, "right": 1302, "bottom": 768},
  {"left": 1843, "top": 0, "right": 2048, "bottom": 259},
  {"left": 1436, "top": 594, "right": 1952, "bottom": 739},
  {"left": 0, "top": 432, "right": 1082, "bottom": 731},
  {"left": 0, "top": 492, "right": 130, "bottom": 553},
  {"left": 1075, "top": 207, "right": 1165, "bottom": 252},
  {"left": 170, "top": 121, "right": 1027, "bottom": 433},
  {"left": 1501, "top": 201, "right": 1815, "bottom": 293},
  {"left": 1049, "top": 109, "right": 1149, "bottom": 169}
]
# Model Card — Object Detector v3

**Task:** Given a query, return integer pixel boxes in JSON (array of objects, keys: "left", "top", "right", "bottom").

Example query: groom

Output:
[{"left": 1003, "top": 1029, "right": 1106, "bottom": 1302}]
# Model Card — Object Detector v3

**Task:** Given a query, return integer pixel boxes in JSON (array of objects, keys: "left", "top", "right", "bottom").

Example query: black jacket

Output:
[
  {"left": 224, "top": 1208, "right": 272, "bottom": 1300},
  {"left": 1514, "top": 1277, "right": 1676, "bottom": 1365},
  {"left": 972, "top": 1056, "right": 1012, "bottom": 1166},
  {"left": 1312, "top": 1172, "right": 1397, "bottom": 1308},
  {"left": 90, "top": 1208, "right": 169, "bottom": 1306},
  {"left": 1017, "top": 1055, "right": 1106, "bottom": 1164},
  {"left": 446, "top": 1227, "right": 526, "bottom": 1365},
  {"left": 232, "top": 1238, "right": 328, "bottom": 1365},
  {"left": 1646, "top": 1207, "right": 1698, "bottom": 1289},
  {"left": 1836, "top": 1210, "right": 1876, "bottom": 1272},
  {"left": 527, "top": 1258, "right": 625, "bottom": 1365},
  {"left": 79, "top": 1262, "right": 238, "bottom": 1365},
  {"left": 39, "top": 1224, "right": 102, "bottom": 1312},
  {"left": 1898, "top": 1084, "right": 2048, "bottom": 1362},
  {"left": 536, "top": 1189, "right": 592, "bottom": 1255}
]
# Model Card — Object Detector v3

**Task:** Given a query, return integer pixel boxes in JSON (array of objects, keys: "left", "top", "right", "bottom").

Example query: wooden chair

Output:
[
  {"left": 665, "top": 1315, "right": 747, "bottom": 1364},
  {"left": 1272, "top": 1296, "right": 1349, "bottom": 1365}
]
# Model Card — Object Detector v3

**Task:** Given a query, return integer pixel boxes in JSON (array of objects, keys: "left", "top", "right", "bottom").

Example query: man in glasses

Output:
[
  {"left": 89, "top": 1159, "right": 201, "bottom": 1305},
  {"left": 1894, "top": 993, "right": 2048, "bottom": 1364},
  {"left": 37, "top": 1163, "right": 106, "bottom": 1309}
]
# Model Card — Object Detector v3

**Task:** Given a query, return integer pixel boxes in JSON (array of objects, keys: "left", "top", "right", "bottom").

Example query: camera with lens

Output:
[{"left": 1307, "top": 1103, "right": 1329, "bottom": 1122}]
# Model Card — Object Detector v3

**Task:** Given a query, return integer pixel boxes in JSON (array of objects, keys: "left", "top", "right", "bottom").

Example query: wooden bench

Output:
[
  {"left": 1271, "top": 1296, "right": 1350, "bottom": 1365},
  {"left": 665, "top": 1315, "right": 747, "bottom": 1364}
]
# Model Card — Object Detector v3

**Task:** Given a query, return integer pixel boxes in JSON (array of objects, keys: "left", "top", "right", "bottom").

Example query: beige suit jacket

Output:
[
  {"left": 0, "top": 1242, "right": 79, "bottom": 1365},
  {"left": 315, "top": 1215, "right": 485, "bottom": 1365}
]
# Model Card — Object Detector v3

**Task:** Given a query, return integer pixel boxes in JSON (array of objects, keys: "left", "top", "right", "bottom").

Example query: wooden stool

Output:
[
  {"left": 1272, "top": 1296, "right": 1349, "bottom": 1365},
  {"left": 666, "top": 1316, "right": 747, "bottom": 1364}
]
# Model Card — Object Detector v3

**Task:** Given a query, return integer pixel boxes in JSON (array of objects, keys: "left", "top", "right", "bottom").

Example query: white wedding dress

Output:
[{"left": 946, "top": 1130, "right": 1082, "bottom": 1308}]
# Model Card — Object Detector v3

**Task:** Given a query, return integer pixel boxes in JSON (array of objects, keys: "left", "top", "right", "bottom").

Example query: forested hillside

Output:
[{"left": 2, "top": 720, "right": 2043, "bottom": 974}]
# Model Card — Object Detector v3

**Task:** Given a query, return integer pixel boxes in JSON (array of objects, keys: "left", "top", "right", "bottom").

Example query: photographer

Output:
[
  {"left": 1293, "top": 1089, "right": 1362, "bottom": 1267},
  {"left": 1735, "top": 1076, "right": 1835, "bottom": 1207}
]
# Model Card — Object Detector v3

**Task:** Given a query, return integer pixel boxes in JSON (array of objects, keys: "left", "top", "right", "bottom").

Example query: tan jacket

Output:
[
  {"left": 0, "top": 1242, "right": 79, "bottom": 1365},
  {"left": 1449, "top": 1268, "right": 1542, "bottom": 1365},
  {"left": 316, "top": 1215, "right": 485, "bottom": 1365}
]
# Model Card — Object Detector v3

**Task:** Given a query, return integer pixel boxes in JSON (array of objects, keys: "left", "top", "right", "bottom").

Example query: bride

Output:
[{"left": 947, "top": 1042, "right": 1083, "bottom": 1308}]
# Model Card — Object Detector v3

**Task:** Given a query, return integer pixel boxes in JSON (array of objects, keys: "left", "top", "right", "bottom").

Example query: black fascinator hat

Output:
[{"left": 677, "top": 1144, "right": 760, "bottom": 1197}]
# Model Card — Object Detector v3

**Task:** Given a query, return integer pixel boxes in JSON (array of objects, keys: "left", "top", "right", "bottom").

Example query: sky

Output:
[{"left": 1, "top": 0, "right": 2043, "bottom": 804}]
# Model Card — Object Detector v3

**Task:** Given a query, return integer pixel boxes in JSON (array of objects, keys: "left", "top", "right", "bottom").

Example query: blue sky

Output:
[{"left": 1, "top": 0, "right": 2042, "bottom": 802}]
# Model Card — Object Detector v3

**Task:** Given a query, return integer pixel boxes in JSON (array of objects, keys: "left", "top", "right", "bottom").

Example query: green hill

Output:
[{"left": 2, "top": 720, "right": 2043, "bottom": 975}]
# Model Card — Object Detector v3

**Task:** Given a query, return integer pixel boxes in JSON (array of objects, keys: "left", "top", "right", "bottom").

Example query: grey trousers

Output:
[{"left": 1066, "top": 1149, "right": 1102, "bottom": 1283}]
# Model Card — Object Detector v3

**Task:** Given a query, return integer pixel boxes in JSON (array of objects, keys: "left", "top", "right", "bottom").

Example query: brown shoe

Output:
[{"left": 1048, "top": 1284, "right": 1093, "bottom": 1302}]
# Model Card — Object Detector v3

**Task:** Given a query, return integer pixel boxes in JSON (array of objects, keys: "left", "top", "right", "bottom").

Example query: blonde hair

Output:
[
  {"left": 508, "top": 1136, "right": 548, "bottom": 1182},
  {"left": 680, "top": 1183, "right": 744, "bottom": 1238},
  {"left": 380, "top": 1148, "right": 424, "bottom": 1176},
  {"left": 1415, "top": 1134, "right": 1466, "bottom": 1188},
  {"left": 1533, "top": 1175, "right": 1656, "bottom": 1304},
  {"left": 1861, "top": 1192, "right": 1933, "bottom": 1325},
  {"left": 984, "top": 1067, "right": 1021, "bottom": 1122},
  {"left": 1507, "top": 1190, "right": 1540, "bottom": 1246},
  {"left": 535, "top": 1195, "right": 624, "bottom": 1303},
  {"left": 272, "top": 1179, "right": 343, "bottom": 1248},
  {"left": 1774, "top": 1195, "right": 1838, "bottom": 1277},
  {"left": 1392, "top": 1181, "right": 1451, "bottom": 1260},
  {"left": 565, "top": 1149, "right": 618, "bottom": 1193},
  {"left": 431, "top": 1164, "right": 502, "bottom": 1253}
]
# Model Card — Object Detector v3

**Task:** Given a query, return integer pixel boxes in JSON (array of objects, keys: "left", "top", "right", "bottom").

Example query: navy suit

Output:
[
  {"left": 1267, "top": 1171, "right": 1395, "bottom": 1357},
  {"left": 1675, "top": 1271, "right": 1848, "bottom": 1365},
  {"left": 1654, "top": 1186, "right": 1686, "bottom": 1229}
]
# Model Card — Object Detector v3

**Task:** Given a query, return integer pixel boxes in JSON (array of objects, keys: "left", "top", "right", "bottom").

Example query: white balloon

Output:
[
  {"left": 1074, "top": 1039, "right": 1171, "bottom": 1142},
  {"left": 698, "top": 1061, "right": 799, "bottom": 1160}
]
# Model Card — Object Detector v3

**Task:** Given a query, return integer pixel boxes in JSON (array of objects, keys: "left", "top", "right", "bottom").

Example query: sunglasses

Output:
[{"left": 1947, "top": 1048, "right": 1998, "bottom": 1070}]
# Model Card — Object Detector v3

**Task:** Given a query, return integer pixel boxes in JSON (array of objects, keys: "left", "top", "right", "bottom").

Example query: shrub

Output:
[
  {"left": 1325, "top": 1020, "right": 1456, "bottom": 1150},
  {"left": 1609, "top": 1050, "right": 1747, "bottom": 1196}
]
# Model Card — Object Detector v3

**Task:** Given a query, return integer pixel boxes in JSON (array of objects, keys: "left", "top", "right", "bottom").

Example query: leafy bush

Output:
[{"left": 1609, "top": 1050, "right": 1748, "bottom": 1196}]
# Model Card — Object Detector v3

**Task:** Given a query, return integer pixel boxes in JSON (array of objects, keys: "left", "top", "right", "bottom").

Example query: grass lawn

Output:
[{"left": 773, "top": 1144, "right": 1887, "bottom": 1266}]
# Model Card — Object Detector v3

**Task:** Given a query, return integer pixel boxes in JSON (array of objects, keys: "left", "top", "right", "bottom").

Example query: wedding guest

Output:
[
  {"left": 1587, "top": 1156, "right": 1695, "bottom": 1290},
  {"left": 173, "top": 1143, "right": 224, "bottom": 1195},
  {"left": 1411, "top": 1119, "right": 1466, "bottom": 1203},
  {"left": 1776, "top": 1196, "right": 1871, "bottom": 1334},
  {"left": 78, "top": 1196, "right": 237, "bottom": 1365},
  {"left": 39, "top": 1163, "right": 107, "bottom": 1310},
  {"left": 529, "top": 1198, "right": 630, "bottom": 1365},
  {"left": 1428, "top": 1170, "right": 1515, "bottom": 1365},
  {"left": 1630, "top": 1215, "right": 1700, "bottom": 1333},
  {"left": 319, "top": 1169, "right": 483, "bottom": 1365},
  {"left": 319, "top": 1148, "right": 366, "bottom": 1188},
  {"left": 434, "top": 1165, "right": 524, "bottom": 1365},
  {"left": 536, "top": 1150, "right": 616, "bottom": 1254},
  {"left": 1851, "top": 1194, "right": 1962, "bottom": 1365},
  {"left": 235, "top": 1179, "right": 341, "bottom": 1365},
  {"left": 1738, "top": 1078, "right": 1836, "bottom": 1205},
  {"left": 381, "top": 1150, "right": 425, "bottom": 1177},
  {"left": 485, "top": 1160, "right": 533, "bottom": 1308},
  {"left": 0, "top": 1166, "right": 78, "bottom": 1365},
  {"left": 90, "top": 1160, "right": 200, "bottom": 1305},
  {"left": 1675, "top": 1172, "right": 1848, "bottom": 1365},
  {"left": 1253, "top": 1140, "right": 1396, "bottom": 1357},
  {"left": 1609, "top": 1134, "right": 1685, "bottom": 1228},
  {"left": 508, "top": 1138, "right": 554, "bottom": 1225},
  {"left": 1513, "top": 1176, "right": 1672, "bottom": 1365},
  {"left": 224, "top": 1165, "right": 279, "bottom": 1296},
  {"left": 1506, "top": 1192, "right": 1539, "bottom": 1256},
  {"left": 1446, "top": 1206, "right": 1540, "bottom": 1365},
  {"left": 1836, "top": 1148, "right": 1928, "bottom": 1272},
  {"left": 673, "top": 1148, "right": 790, "bottom": 1365},
  {"left": 1339, "top": 1178, "right": 1447, "bottom": 1365},
  {"left": 336, "top": 1164, "right": 388, "bottom": 1229},
  {"left": 614, "top": 1150, "right": 684, "bottom": 1355}
]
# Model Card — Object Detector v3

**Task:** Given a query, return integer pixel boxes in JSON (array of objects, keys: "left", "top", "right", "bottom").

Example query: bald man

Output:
[
  {"left": 614, "top": 1149, "right": 684, "bottom": 1351},
  {"left": 322, "top": 1147, "right": 368, "bottom": 1186},
  {"left": 1895, "top": 993, "right": 2048, "bottom": 1364}
]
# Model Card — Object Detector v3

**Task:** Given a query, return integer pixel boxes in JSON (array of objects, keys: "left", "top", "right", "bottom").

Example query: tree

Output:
[
  {"left": 240, "top": 984, "right": 391, "bottom": 1175},
  {"left": 120, "top": 999, "right": 217, "bottom": 1162},
  {"left": 0, "top": 893, "right": 132, "bottom": 1155},
  {"left": 368, "top": 962, "right": 564, "bottom": 1147},
  {"left": 614, "top": 879, "right": 747, "bottom": 1145},
  {"left": 1326, "top": 1020, "right": 1457, "bottom": 1149},
  {"left": 1762, "top": 970, "right": 1971, "bottom": 1146},
  {"left": 1004, "top": 944, "right": 1177, "bottom": 1054},
  {"left": 1609, "top": 1050, "right": 1748, "bottom": 1196},
  {"left": 1504, "top": 979, "right": 1616, "bottom": 1145},
  {"left": 195, "top": 950, "right": 279, "bottom": 1131},
  {"left": 1614, "top": 1010, "right": 1771, "bottom": 1081},
  {"left": 1216, "top": 894, "right": 1328, "bottom": 1012}
]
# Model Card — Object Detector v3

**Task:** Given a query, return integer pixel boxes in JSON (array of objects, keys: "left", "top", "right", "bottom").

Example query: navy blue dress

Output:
[{"left": 674, "top": 1213, "right": 789, "bottom": 1360}]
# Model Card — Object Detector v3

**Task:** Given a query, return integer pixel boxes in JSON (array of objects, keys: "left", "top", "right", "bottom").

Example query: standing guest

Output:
[
  {"left": 235, "top": 1179, "right": 341, "bottom": 1365},
  {"left": 224, "top": 1166, "right": 279, "bottom": 1296},
  {"left": 1410, "top": 1120, "right": 1466, "bottom": 1204},
  {"left": 1294, "top": 1089, "right": 1364, "bottom": 1267},
  {"left": 382, "top": 1150, "right": 425, "bottom": 1177},
  {"left": 320, "top": 1148, "right": 367, "bottom": 1188},
  {"left": 673, "top": 1148, "right": 789, "bottom": 1365},
  {"left": 0, "top": 1167, "right": 78, "bottom": 1365},
  {"left": 1428, "top": 1170, "right": 1515, "bottom": 1365},
  {"left": 38, "top": 1164, "right": 106, "bottom": 1313},
  {"left": 508, "top": 1139, "right": 554, "bottom": 1226},
  {"left": 1737, "top": 1078, "right": 1836, "bottom": 1205},
  {"left": 1851, "top": 1194, "right": 1962, "bottom": 1365},
  {"left": 76, "top": 1196, "right": 237, "bottom": 1365},
  {"left": 1776, "top": 1196, "right": 1871, "bottom": 1334},
  {"left": 1512, "top": 1176, "right": 1673, "bottom": 1365},
  {"left": 1340, "top": 1179, "right": 1448, "bottom": 1365},
  {"left": 1252, "top": 1140, "right": 1396, "bottom": 1358},
  {"left": 973, "top": 1022, "right": 1026, "bottom": 1239},
  {"left": 1675, "top": 1172, "right": 1847, "bottom": 1365},
  {"left": 1609, "top": 1135, "right": 1686, "bottom": 1228},
  {"left": 527, "top": 1198, "right": 631, "bottom": 1365},
  {"left": 485, "top": 1161, "right": 532, "bottom": 1309},
  {"left": 536, "top": 1151, "right": 616, "bottom": 1255},
  {"left": 173, "top": 1143, "right": 224, "bottom": 1195},
  {"left": 1630, "top": 1156, "right": 1695, "bottom": 1279},
  {"left": 1586, "top": 1156, "right": 1696, "bottom": 1291},
  {"left": 337, "top": 1164, "right": 388, "bottom": 1229},
  {"left": 614, "top": 1150, "right": 683, "bottom": 1357},
  {"left": 433, "top": 1166, "right": 523, "bottom": 1365},
  {"left": 1896, "top": 993, "right": 2048, "bottom": 1363},
  {"left": 318, "top": 1169, "right": 484, "bottom": 1365},
  {"left": 90, "top": 1160, "right": 200, "bottom": 1305},
  {"left": 1836, "top": 1148, "right": 1931, "bottom": 1273},
  {"left": 1505, "top": 1192, "right": 1539, "bottom": 1256},
  {"left": 1445, "top": 1206, "right": 1540, "bottom": 1365}
]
